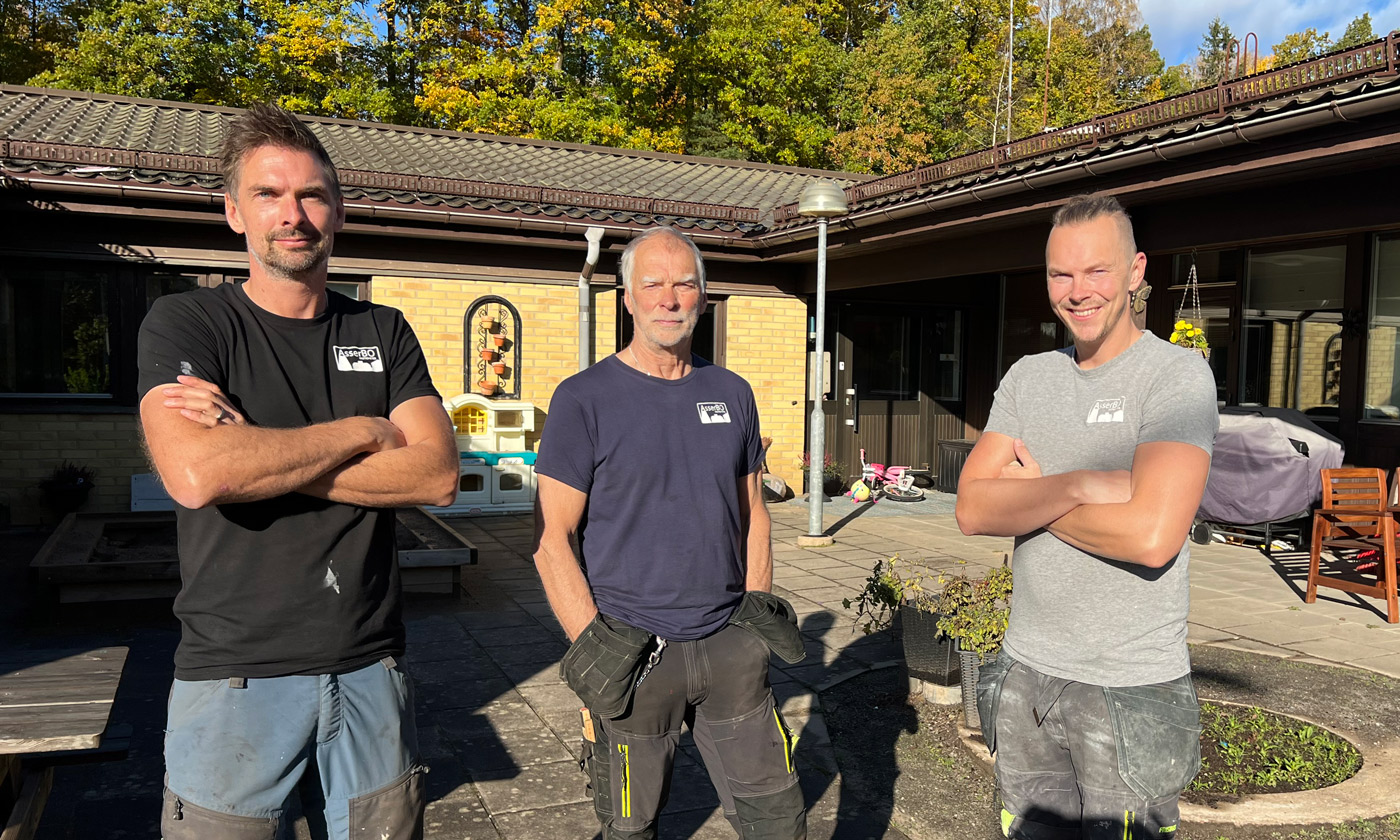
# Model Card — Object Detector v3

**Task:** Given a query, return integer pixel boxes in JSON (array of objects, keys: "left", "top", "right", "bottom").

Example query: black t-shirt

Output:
[
  {"left": 136, "top": 283, "right": 439, "bottom": 680},
  {"left": 534, "top": 355, "right": 763, "bottom": 640}
]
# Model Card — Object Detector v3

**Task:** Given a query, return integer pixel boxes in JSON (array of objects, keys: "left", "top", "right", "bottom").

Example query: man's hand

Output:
[
  {"left": 998, "top": 439, "right": 1041, "bottom": 479},
  {"left": 162, "top": 375, "right": 246, "bottom": 428}
]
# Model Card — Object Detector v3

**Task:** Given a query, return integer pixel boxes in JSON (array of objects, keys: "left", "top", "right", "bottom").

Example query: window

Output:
[
  {"left": 1241, "top": 244, "right": 1346, "bottom": 419},
  {"left": 1365, "top": 234, "right": 1400, "bottom": 422},
  {"left": 848, "top": 311, "right": 920, "bottom": 400},
  {"left": 453, "top": 405, "right": 487, "bottom": 435},
  {"left": 0, "top": 267, "right": 113, "bottom": 397}
]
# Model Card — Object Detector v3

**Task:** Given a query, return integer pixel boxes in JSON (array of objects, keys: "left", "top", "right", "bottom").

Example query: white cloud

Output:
[{"left": 1138, "top": 0, "right": 1396, "bottom": 66}]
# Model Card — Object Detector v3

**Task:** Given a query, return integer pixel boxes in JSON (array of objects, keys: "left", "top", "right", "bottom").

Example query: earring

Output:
[{"left": 1130, "top": 283, "right": 1152, "bottom": 314}]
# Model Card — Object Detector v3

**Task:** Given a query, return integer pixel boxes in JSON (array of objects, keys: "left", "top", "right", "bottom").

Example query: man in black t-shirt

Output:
[
  {"left": 137, "top": 105, "right": 457, "bottom": 840},
  {"left": 534, "top": 228, "right": 807, "bottom": 840}
]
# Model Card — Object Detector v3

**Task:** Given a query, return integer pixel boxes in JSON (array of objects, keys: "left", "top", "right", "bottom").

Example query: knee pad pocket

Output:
[
  {"left": 706, "top": 699, "right": 797, "bottom": 794},
  {"left": 161, "top": 787, "right": 280, "bottom": 840},
  {"left": 346, "top": 764, "right": 425, "bottom": 840},
  {"left": 733, "top": 781, "right": 805, "bottom": 840}
]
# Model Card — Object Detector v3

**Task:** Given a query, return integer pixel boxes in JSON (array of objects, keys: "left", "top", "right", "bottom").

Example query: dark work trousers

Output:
[
  {"left": 581, "top": 623, "right": 806, "bottom": 840},
  {"left": 989, "top": 656, "right": 1201, "bottom": 840}
]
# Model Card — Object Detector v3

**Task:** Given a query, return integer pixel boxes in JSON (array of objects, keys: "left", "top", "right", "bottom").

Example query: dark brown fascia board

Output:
[
  {"left": 0, "top": 83, "right": 872, "bottom": 181},
  {"left": 0, "top": 170, "right": 766, "bottom": 250}
]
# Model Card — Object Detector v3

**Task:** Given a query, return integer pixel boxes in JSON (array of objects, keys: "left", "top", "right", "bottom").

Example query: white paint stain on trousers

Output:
[{"left": 324, "top": 566, "right": 341, "bottom": 594}]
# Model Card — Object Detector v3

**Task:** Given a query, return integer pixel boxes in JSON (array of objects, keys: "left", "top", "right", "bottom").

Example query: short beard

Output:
[{"left": 253, "top": 232, "right": 331, "bottom": 280}]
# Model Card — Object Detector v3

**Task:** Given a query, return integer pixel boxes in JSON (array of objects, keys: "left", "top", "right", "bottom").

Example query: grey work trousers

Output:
[
  {"left": 981, "top": 653, "right": 1201, "bottom": 839},
  {"left": 580, "top": 623, "right": 806, "bottom": 840}
]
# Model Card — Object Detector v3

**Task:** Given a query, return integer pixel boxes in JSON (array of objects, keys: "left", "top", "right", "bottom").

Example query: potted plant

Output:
[
  {"left": 479, "top": 348, "right": 497, "bottom": 362},
  {"left": 844, "top": 556, "right": 960, "bottom": 686},
  {"left": 932, "top": 558, "right": 1013, "bottom": 728},
  {"left": 476, "top": 379, "right": 497, "bottom": 396},
  {"left": 492, "top": 361, "right": 507, "bottom": 376},
  {"left": 797, "top": 452, "right": 847, "bottom": 497},
  {"left": 478, "top": 315, "right": 496, "bottom": 329},
  {"left": 39, "top": 461, "right": 96, "bottom": 518},
  {"left": 1170, "top": 319, "right": 1210, "bottom": 361},
  {"left": 492, "top": 334, "right": 507, "bottom": 348}
]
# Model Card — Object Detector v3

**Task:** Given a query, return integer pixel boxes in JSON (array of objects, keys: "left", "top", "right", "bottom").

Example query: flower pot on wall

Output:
[
  {"left": 478, "top": 316, "right": 496, "bottom": 329},
  {"left": 492, "top": 362, "right": 507, "bottom": 375},
  {"left": 476, "top": 380, "right": 497, "bottom": 396},
  {"left": 479, "top": 349, "right": 497, "bottom": 361},
  {"left": 493, "top": 334, "right": 507, "bottom": 348},
  {"left": 899, "top": 607, "right": 959, "bottom": 686}
]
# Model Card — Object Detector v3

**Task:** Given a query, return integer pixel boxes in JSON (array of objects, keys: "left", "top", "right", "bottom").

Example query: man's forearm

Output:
[
  {"left": 744, "top": 502, "right": 773, "bottom": 593},
  {"left": 956, "top": 472, "right": 1089, "bottom": 537},
  {"left": 161, "top": 420, "right": 380, "bottom": 507},
  {"left": 1048, "top": 502, "right": 1181, "bottom": 568},
  {"left": 534, "top": 537, "right": 599, "bottom": 641},
  {"left": 300, "top": 440, "right": 458, "bottom": 508}
]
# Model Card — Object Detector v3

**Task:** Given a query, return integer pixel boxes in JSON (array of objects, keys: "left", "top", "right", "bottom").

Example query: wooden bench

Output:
[{"left": 397, "top": 507, "right": 478, "bottom": 594}]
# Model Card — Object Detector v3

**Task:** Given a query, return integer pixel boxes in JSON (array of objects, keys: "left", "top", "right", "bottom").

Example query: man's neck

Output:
[
  {"left": 1073, "top": 324, "right": 1143, "bottom": 370},
  {"left": 242, "top": 269, "right": 327, "bottom": 319},
  {"left": 625, "top": 340, "right": 692, "bottom": 380}
]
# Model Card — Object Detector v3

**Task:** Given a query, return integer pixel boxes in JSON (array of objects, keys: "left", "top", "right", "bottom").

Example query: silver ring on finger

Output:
[{"left": 214, "top": 407, "right": 226, "bottom": 421}]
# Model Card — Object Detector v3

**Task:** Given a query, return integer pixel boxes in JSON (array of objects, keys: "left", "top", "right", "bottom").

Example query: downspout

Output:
[{"left": 578, "top": 226, "right": 605, "bottom": 371}]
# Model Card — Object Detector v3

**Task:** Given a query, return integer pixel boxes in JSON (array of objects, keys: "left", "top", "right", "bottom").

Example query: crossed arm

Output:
[
  {"left": 141, "top": 375, "right": 458, "bottom": 510},
  {"left": 955, "top": 432, "right": 1210, "bottom": 568}
]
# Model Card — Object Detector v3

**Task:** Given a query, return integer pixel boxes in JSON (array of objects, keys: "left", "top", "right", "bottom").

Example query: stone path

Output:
[{"left": 413, "top": 502, "right": 1400, "bottom": 840}]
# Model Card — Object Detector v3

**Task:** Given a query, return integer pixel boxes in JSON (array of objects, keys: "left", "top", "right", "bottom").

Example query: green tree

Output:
[
  {"left": 2, "top": 0, "right": 94, "bottom": 83},
  {"left": 1197, "top": 16, "right": 1233, "bottom": 82},
  {"left": 1336, "top": 13, "right": 1375, "bottom": 50},
  {"left": 1272, "top": 27, "right": 1330, "bottom": 66}
]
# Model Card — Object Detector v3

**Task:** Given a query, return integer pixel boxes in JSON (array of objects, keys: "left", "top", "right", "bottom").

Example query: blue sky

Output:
[{"left": 1139, "top": 0, "right": 1400, "bottom": 66}]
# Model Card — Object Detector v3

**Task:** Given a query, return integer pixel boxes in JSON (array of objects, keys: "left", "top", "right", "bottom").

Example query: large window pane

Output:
[
  {"left": 1241, "top": 245, "right": 1346, "bottom": 420},
  {"left": 848, "top": 312, "right": 920, "bottom": 400},
  {"left": 1365, "top": 234, "right": 1400, "bottom": 421},
  {"left": 0, "top": 269, "right": 111, "bottom": 395}
]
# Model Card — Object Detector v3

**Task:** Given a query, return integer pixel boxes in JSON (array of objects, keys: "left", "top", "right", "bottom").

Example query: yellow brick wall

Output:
[
  {"left": 373, "top": 277, "right": 619, "bottom": 451},
  {"left": 724, "top": 296, "right": 807, "bottom": 491},
  {"left": 0, "top": 413, "right": 147, "bottom": 524}
]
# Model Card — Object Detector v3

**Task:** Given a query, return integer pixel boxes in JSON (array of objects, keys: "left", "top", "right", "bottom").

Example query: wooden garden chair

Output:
[{"left": 1306, "top": 467, "right": 1400, "bottom": 624}]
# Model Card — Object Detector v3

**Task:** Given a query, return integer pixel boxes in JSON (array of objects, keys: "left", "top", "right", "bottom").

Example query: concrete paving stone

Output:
[
  {"left": 773, "top": 681, "right": 818, "bottom": 713},
  {"left": 537, "top": 706, "right": 587, "bottom": 748},
  {"left": 506, "top": 591, "right": 551, "bottom": 606},
  {"left": 471, "top": 759, "right": 590, "bottom": 814},
  {"left": 784, "top": 710, "right": 830, "bottom": 747},
  {"left": 469, "top": 625, "right": 562, "bottom": 649},
  {"left": 1184, "top": 623, "right": 1237, "bottom": 644},
  {"left": 769, "top": 666, "right": 796, "bottom": 686},
  {"left": 780, "top": 576, "right": 844, "bottom": 592},
  {"left": 406, "top": 614, "right": 473, "bottom": 639},
  {"left": 1222, "top": 621, "right": 1331, "bottom": 647},
  {"left": 439, "top": 697, "right": 549, "bottom": 737},
  {"left": 497, "top": 660, "right": 565, "bottom": 687},
  {"left": 411, "top": 651, "right": 502, "bottom": 683},
  {"left": 517, "top": 683, "right": 586, "bottom": 715},
  {"left": 519, "top": 601, "right": 557, "bottom": 618},
  {"left": 1206, "top": 638, "right": 1299, "bottom": 658},
  {"left": 483, "top": 642, "right": 568, "bottom": 667},
  {"left": 419, "top": 677, "right": 518, "bottom": 713},
  {"left": 458, "top": 725, "right": 576, "bottom": 777},
  {"left": 1289, "top": 635, "right": 1389, "bottom": 662},
  {"left": 481, "top": 566, "right": 540, "bottom": 580},
  {"left": 658, "top": 807, "right": 736, "bottom": 840},
  {"left": 417, "top": 724, "right": 462, "bottom": 762},
  {"left": 421, "top": 755, "right": 481, "bottom": 803},
  {"left": 786, "top": 558, "right": 855, "bottom": 572},
  {"left": 1346, "top": 652, "right": 1400, "bottom": 678},
  {"left": 411, "top": 639, "right": 500, "bottom": 665},
  {"left": 492, "top": 801, "right": 600, "bottom": 840},
  {"left": 423, "top": 794, "right": 503, "bottom": 840},
  {"left": 658, "top": 762, "right": 724, "bottom": 815}
]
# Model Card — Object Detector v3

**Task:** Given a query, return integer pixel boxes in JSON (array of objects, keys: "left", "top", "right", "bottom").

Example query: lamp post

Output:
[{"left": 796, "top": 180, "right": 848, "bottom": 548}]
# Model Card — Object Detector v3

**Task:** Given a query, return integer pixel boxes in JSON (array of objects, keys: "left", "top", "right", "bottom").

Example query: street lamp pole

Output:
[{"left": 795, "top": 180, "right": 847, "bottom": 548}]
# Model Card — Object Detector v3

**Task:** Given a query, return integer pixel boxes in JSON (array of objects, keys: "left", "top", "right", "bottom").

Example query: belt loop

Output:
[
  {"left": 229, "top": 677, "right": 247, "bottom": 689},
  {"left": 381, "top": 656, "right": 398, "bottom": 671}
]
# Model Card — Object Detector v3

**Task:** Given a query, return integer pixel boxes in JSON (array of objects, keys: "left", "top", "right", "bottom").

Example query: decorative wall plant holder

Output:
[{"left": 465, "top": 295, "right": 523, "bottom": 400}]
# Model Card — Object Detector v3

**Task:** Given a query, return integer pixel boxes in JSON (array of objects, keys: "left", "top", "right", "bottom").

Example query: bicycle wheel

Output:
[{"left": 880, "top": 485, "right": 924, "bottom": 502}]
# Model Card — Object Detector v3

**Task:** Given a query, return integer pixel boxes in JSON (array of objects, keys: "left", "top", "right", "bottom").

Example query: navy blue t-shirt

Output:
[{"left": 535, "top": 355, "right": 764, "bottom": 640}]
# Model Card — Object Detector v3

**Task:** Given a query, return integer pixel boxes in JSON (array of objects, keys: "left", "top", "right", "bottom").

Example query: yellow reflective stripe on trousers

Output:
[
  {"left": 618, "top": 744, "right": 631, "bottom": 819},
  {"left": 1160, "top": 826, "right": 1177, "bottom": 834},
  {"left": 1000, "top": 808, "right": 1014, "bottom": 837},
  {"left": 1123, "top": 810, "right": 1135, "bottom": 840},
  {"left": 773, "top": 710, "right": 794, "bottom": 774}
]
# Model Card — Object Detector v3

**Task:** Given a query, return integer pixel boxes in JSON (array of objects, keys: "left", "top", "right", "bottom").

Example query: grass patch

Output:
[{"left": 1188, "top": 702, "right": 1361, "bottom": 798}]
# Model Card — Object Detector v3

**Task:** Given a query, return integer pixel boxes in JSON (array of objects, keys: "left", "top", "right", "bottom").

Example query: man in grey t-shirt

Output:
[{"left": 956, "top": 193, "right": 1217, "bottom": 839}]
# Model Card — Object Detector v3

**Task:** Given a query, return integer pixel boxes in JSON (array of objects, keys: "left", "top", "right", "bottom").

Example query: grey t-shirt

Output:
[{"left": 984, "top": 331, "right": 1218, "bottom": 687}]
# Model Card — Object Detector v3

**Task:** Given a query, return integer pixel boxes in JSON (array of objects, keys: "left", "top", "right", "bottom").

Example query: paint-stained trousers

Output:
[{"left": 580, "top": 623, "right": 806, "bottom": 840}]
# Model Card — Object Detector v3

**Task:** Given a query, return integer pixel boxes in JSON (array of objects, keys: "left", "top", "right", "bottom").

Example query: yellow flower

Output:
[
  {"left": 1175, "top": 320, "right": 1188, "bottom": 330},
  {"left": 1170, "top": 331, "right": 1182, "bottom": 343},
  {"left": 1186, "top": 328, "right": 1197, "bottom": 337}
]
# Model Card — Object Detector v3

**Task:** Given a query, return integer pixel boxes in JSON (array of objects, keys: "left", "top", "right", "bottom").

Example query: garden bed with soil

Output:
[{"left": 822, "top": 645, "right": 1400, "bottom": 840}]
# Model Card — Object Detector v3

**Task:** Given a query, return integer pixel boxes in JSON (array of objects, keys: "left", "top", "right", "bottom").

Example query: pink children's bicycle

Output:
[{"left": 855, "top": 448, "right": 926, "bottom": 502}]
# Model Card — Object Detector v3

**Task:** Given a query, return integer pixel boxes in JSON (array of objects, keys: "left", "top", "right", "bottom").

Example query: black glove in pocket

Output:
[
  {"left": 560, "top": 613, "right": 653, "bottom": 719},
  {"left": 727, "top": 591, "right": 807, "bottom": 664}
]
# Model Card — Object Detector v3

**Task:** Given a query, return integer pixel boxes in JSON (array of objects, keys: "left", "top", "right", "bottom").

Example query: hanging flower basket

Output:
[
  {"left": 492, "top": 334, "right": 507, "bottom": 348},
  {"left": 479, "top": 348, "right": 497, "bottom": 361},
  {"left": 492, "top": 362, "right": 507, "bottom": 375},
  {"left": 476, "top": 379, "right": 497, "bottom": 395}
]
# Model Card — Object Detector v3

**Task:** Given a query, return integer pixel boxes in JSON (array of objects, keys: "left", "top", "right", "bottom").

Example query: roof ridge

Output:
[{"left": 0, "top": 84, "right": 871, "bottom": 181}]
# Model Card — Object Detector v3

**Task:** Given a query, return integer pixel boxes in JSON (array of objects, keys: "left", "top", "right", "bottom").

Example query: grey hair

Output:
[
  {"left": 1050, "top": 193, "right": 1137, "bottom": 257},
  {"left": 618, "top": 228, "right": 707, "bottom": 294}
]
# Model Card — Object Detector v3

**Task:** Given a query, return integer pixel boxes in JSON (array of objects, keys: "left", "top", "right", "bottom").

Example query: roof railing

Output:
[{"left": 772, "top": 32, "right": 1400, "bottom": 223}]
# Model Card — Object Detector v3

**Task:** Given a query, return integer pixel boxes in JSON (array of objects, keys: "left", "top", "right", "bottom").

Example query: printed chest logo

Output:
[
  {"left": 334, "top": 345, "right": 384, "bottom": 372},
  {"left": 1086, "top": 397, "right": 1126, "bottom": 424},
  {"left": 697, "top": 402, "right": 731, "bottom": 424}
]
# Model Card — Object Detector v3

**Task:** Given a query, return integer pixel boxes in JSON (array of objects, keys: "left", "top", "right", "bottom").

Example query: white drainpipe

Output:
[{"left": 578, "top": 226, "right": 605, "bottom": 371}]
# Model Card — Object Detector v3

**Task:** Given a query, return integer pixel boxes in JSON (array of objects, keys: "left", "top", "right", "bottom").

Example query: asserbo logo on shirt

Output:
[
  {"left": 333, "top": 345, "right": 384, "bottom": 372},
  {"left": 1086, "top": 397, "right": 1126, "bottom": 424},
  {"left": 697, "top": 402, "right": 731, "bottom": 424}
]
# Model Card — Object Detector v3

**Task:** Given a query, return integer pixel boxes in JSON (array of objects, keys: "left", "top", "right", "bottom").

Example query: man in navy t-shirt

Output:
[{"left": 534, "top": 228, "right": 806, "bottom": 840}]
